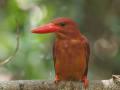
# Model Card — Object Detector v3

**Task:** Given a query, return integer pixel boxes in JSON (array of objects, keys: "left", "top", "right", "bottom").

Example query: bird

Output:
[{"left": 31, "top": 17, "right": 90, "bottom": 87}]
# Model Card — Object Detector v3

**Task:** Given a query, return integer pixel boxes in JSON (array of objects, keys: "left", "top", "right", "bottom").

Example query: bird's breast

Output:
[{"left": 54, "top": 39, "right": 87, "bottom": 80}]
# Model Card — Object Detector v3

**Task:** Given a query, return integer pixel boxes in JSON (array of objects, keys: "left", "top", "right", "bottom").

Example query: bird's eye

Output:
[{"left": 59, "top": 23, "right": 66, "bottom": 26}]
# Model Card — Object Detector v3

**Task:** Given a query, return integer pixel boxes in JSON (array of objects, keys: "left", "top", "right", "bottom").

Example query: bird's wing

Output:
[
  {"left": 84, "top": 40, "right": 90, "bottom": 76},
  {"left": 86, "top": 40, "right": 90, "bottom": 62}
]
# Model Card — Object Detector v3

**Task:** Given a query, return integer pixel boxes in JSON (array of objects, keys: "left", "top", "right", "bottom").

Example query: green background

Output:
[{"left": 0, "top": 0, "right": 120, "bottom": 80}]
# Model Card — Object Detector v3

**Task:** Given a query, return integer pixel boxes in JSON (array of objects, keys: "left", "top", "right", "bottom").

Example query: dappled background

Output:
[{"left": 0, "top": 0, "right": 120, "bottom": 80}]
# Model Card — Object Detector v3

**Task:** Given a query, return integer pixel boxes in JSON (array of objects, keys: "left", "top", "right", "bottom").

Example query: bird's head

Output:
[{"left": 31, "top": 17, "right": 80, "bottom": 38}]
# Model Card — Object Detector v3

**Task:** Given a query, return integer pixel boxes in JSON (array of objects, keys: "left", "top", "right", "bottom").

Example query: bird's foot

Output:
[
  {"left": 54, "top": 75, "right": 60, "bottom": 84},
  {"left": 83, "top": 76, "right": 88, "bottom": 88}
]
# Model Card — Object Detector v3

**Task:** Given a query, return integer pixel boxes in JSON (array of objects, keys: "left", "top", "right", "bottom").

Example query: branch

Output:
[
  {"left": 0, "top": 75, "right": 119, "bottom": 90},
  {"left": 0, "top": 18, "right": 20, "bottom": 66}
]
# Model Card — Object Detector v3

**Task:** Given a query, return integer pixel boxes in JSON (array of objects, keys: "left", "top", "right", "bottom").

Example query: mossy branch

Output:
[{"left": 0, "top": 75, "right": 119, "bottom": 90}]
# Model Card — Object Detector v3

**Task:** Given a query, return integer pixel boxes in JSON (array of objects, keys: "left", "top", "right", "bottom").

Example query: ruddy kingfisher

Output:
[{"left": 31, "top": 17, "right": 90, "bottom": 87}]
